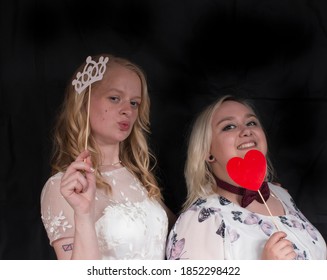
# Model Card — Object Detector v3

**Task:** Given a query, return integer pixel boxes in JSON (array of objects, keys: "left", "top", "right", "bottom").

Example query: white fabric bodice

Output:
[{"left": 41, "top": 167, "right": 168, "bottom": 259}]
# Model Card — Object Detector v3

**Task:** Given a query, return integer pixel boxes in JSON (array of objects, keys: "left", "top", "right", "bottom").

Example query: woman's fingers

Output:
[
  {"left": 59, "top": 150, "right": 96, "bottom": 214},
  {"left": 276, "top": 239, "right": 297, "bottom": 260},
  {"left": 267, "top": 231, "right": 287, "bottom": 244},
  {"left": 64, "top": 160, "right": 93, "bottom": 178},
  {"left": 61, "top": 171, "right": 89, "bottom": 195},
  {"left": 76, "top": 150, "right": 91, "bottom": 162},
  {"left": 61, "top": 150, "right": 95, "bottom": 196},
  {"left": 262, "top": 231, "right": 296, "bottom": 260}
]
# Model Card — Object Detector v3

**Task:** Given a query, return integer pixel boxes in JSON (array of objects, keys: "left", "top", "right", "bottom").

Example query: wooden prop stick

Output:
[
  {"left": 85, "top": 85, "right": 91, "bottom": 151},
  {"left": 258, "top": 189, "right": 280, "bottom": 231}
]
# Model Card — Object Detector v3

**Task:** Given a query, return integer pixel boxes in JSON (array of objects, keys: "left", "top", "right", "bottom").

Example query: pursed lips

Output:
[{"left": 118, "top": 121, "right": 130, "bottom": 131}]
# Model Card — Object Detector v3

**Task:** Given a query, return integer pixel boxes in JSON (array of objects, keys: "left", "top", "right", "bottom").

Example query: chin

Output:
[{"left": 118, "top": 133, "right": 131, "bottom": 142}]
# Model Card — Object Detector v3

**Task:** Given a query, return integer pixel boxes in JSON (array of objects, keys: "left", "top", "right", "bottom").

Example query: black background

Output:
[{"left": 1, "top": 0, "right": 327, "bottom": 259}]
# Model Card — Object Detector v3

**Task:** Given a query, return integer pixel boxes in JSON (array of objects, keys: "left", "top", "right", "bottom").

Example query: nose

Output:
[
  {"left": 119, "top": 100, "right": 132, "bottom": 116},
  {"left": 240, "top": 125, "right": 252, "bottom": 137}
]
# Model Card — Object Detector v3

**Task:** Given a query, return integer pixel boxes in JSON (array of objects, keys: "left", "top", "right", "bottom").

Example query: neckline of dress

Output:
[
  {"left": 213, "top": 184, "right": 288, "bottom": 218},
  {"left": 100, "top": 166, "right": 126, "bottom": 175}
]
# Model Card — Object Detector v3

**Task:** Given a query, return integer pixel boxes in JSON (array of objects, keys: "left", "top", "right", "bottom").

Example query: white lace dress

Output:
[{"left": 41, "top": 167, "right": 168, "bottom": 259}]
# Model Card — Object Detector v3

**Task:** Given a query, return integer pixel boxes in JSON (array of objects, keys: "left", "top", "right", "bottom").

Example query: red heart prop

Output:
[{"left": 226, "top": 149, "right": 267, "bottom": 191}]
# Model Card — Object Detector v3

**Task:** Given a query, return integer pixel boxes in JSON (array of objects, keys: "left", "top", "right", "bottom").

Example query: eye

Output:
[
  {"left": 130, "top": 100, "right": 140, "bottom": 109},
  {"left": 246, "top": 121, "right": 257, "bottom": 127},
  {"left": 222, "top": 124, "right": 236, "bottom": 131},
  {"left": 109, "top": 96, "right": 120, "bottom": 103}
]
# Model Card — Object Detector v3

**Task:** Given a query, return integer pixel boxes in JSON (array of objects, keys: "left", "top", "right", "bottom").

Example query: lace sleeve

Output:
[{"left": 40, "top": 173, "right": 75, "bottom": 245}]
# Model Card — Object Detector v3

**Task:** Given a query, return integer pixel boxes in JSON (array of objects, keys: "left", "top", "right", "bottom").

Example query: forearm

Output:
[{"left": 71, "top": 213, "right": 101, "bottom": 260}]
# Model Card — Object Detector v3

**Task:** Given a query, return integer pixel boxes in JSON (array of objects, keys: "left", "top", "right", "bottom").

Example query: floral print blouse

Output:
[{"left": 166, "top": 183, "right": 326, "bottom": 260}]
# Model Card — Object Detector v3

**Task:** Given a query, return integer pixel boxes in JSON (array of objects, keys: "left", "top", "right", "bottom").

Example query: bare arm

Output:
[
  {"left": 53, "top": 238, "right": 75, "bottom": 260},
  {"left": 57, "top": 150, "right": 101, "bottom": 260}
]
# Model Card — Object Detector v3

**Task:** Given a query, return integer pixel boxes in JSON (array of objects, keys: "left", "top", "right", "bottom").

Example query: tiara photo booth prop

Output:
[
  {"left": 71, "top": 55, "right": 109, "bottom": 150},
  {"left": 72, "top": 56, "right": 109, "bottom": 94}
]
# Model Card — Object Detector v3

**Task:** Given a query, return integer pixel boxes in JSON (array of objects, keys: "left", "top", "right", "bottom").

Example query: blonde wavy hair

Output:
[
  {"left": 182, "top": 95, "right": 275, "bottom": 211},
  {"left": 51, "top": 54, "right": 162, "bottom": 199}
]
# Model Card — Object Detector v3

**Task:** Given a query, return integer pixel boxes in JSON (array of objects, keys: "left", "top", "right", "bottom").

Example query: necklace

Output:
[{"left": 100, "top": 160, "right": 122, "bottom": 167}]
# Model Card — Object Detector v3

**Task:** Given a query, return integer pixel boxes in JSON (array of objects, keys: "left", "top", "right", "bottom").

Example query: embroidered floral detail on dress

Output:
[{"left": 41, "top": 207, "right": 72, "bottom": 240}]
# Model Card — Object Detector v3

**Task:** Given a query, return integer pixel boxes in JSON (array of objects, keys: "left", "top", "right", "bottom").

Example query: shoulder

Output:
[
  {"left": 167, "top": 195, "right": 226, "bottom": 259},
  {"left": 40, "top": 172, "right": 64, "bottom": 203},
  {"left": 176, "top": 195, "right": 224, "bottom": 226},
  {"left": 268, "top": 182, "right": 292, "bottom": 198},
  {"left": 43, "top": 172, "right": 63, "bottom": 186}
]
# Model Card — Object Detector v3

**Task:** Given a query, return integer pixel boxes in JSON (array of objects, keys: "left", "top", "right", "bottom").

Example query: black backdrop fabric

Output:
[{"left": 1, "top": 0, "right": 327, "bottom": 259}]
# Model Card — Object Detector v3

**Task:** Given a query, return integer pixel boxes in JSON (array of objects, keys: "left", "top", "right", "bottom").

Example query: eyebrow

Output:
[
  {"left": 216, "top": 113, "right": 258, "bottom": 126},
  {"left": 131, "top": 96, "right": 142, "bottom": 100},
  {"left": 107, "top": 88, "right": 142, "bottom": 99}
]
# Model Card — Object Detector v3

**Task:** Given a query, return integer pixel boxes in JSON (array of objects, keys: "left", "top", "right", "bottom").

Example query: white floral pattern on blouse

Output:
[
  {"left": 41, "top": 168, "right": 168, "bottom": 260},
  {"left": 166, "top": 183, "right": 327, "bottom": 260}
]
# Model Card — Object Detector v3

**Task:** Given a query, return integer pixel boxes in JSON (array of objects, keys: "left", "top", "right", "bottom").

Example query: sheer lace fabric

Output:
[{"left": 41, "top": 167, "right": 168, "bottom": 259}]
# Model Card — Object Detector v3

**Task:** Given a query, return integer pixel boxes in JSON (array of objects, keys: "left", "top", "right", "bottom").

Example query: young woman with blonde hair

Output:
[{"left": 41, "top": 54, "right": 174, "bottom": 260}]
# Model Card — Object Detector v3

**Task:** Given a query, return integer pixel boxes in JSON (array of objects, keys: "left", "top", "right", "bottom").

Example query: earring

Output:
[{"left": 208, "top": 155, "right": 215, "bottom": 161}]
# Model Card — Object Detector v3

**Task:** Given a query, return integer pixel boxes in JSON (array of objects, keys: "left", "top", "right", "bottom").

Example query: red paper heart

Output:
[{"left": 226, "top": 149, "right": 267, "bottom": 191}]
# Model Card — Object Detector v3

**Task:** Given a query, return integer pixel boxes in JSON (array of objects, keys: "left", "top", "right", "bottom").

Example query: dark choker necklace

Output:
[{"left": 214, "top": 176, "right": 270, "bottom": 208}]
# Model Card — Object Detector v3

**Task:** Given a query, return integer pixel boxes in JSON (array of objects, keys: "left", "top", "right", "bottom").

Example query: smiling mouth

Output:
[{"left": 237, "top": 142, "right": 256, "bottom": 150}]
